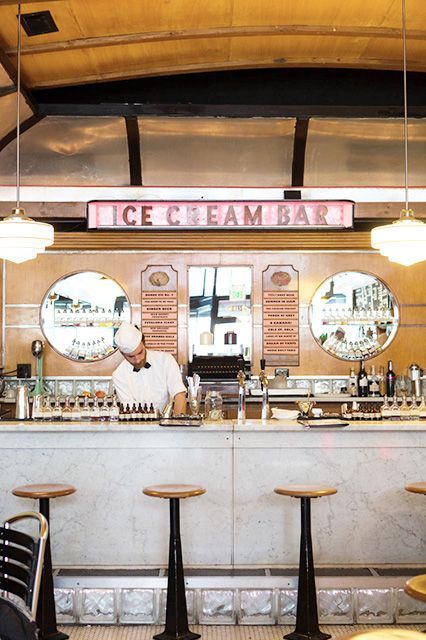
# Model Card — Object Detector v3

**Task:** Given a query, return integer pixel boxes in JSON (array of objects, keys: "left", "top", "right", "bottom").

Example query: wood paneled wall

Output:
[{"left": 2, "top": 247, "right": 425, "bottom": 377}]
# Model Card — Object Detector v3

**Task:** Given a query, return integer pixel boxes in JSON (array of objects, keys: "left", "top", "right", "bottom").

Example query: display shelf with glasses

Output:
[
  {"left": 41, "top": 271, "right": 131, "bottom": 362},
  {"left": 309, "top": 271, "right": 399, "bottom": 361}
]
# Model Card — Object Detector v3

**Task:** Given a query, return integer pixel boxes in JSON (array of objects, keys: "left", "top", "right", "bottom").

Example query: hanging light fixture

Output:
[
  {"left": 371, "top": 0, "right": 426, "bottom": 266},
  {"left": 0, "top": 2, "right": 54, "bottom": 264}
]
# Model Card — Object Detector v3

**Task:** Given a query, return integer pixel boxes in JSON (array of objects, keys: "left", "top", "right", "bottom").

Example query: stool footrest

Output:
[
  {"left": 284, "top": 632, "right": 331, "bottom": 640},
  {"left": 154, "top": 632, "right": 201, "bottom": 640}
]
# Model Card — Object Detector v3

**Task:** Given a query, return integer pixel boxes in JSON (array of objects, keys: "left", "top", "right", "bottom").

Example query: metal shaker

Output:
[
  {"left": 408, "top": 363, "right": 422, "bottom": 398},
  {"left": 15, "top": 383, "right": 30, "bottom": 420}
]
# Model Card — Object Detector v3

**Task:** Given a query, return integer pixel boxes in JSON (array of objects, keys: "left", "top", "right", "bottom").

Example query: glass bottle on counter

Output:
[
  {"left": 100, "top": 399, "right": 110, "bottom": 421},
  {"left": 369, "top": 365, "right": 380, "bottom": 397},
  {"left": 62, "top": 396, "right": 72, "bottom": 421},
  {"left": 110, "top": 396, "right": 119, "bottom": 421},
  {"left": 380, "top": 396, "right": 392, "bottom": 419},
  {"left": 357, "top": 361, "right": 369, "bottom": 397},
  {"left": 390, "top": 396, "right": 401, "bottom": 420},
  {"left": 52, "top": 397, "right": 62, "bottom": 420},
  {"left": 91, "top": 397, "right": 101, "bottom": 421},
  {"left": 386, "top": 360, "right": 396, "bottom": 397},
  {"left": 378, "top": 366, "right": 386, "bottom": 397},
  {"left": 348, "top": 367, "right": 358, "bottom": 396},
  {"left": 71, "top": 398, "right": 82, "bottom": 421},
  {"left": 81, "top": 396, "right": 91, "bottom": 420},
  {"left": 204, "top": 390, "right": 223, "bottom": 421},
  {"left": 409, "top": 398, "right": 420, "bottom": 420},
  {"left": 399, "top": 395, "right": 410, "bottom": 421},
  {"left": 418, "top": 396, "right": 426, "bottom": 418}
]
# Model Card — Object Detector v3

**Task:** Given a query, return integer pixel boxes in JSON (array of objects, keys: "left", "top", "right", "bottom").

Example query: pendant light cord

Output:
[
  {"left": 402, "top": 0, "right": 410, "bottom": 213},
  {"left": 16, "top": 1, "right": 21, "bottom": 210}
]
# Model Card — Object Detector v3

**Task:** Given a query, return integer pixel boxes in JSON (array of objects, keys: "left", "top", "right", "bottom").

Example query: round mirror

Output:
[
  {"left": 40, "top": 271, "right": 131, "bottom": 361},
  {"left": 309, "top": 271, "right": 399, "bottom": 360}
]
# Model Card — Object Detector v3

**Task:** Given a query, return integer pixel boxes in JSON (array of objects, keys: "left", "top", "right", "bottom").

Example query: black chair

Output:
[{"left": 0, "top": 511, "right": 48, "bottom": 640}]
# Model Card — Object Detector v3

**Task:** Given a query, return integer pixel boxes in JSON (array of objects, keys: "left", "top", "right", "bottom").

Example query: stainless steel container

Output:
[{"left": 16, "top": 383, "right": 30, "bottom": 420}]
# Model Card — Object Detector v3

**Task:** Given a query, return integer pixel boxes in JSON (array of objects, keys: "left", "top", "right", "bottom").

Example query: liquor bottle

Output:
[
  {"left": 390, "top": 396, "right": 400, "bottom": 420},
  {"left": 71, "top": 398, "right": 82, "bottom": 421},
  {"left": 110, "top": 396, "right": 119, "bottom": 422},
  {"left": 369, "top": 365, "right": 380, "bottom": 397},
  {"left": 91, "top": 398, "right": 101, "bottom": 421},
  {"left": 386, "top": 360, "right": 396, "bottom": 398},
  {"left": 378, "top": 366, "right": 386, "bottom": 396},
  {"left": 149, "top": 403, "right": 155, "bottom": 421},
  {"left": 348, "top": 368, "right": 358, "bottom": 397},
  {"left": 42, "top": 396, "right": 53, "bottom": 421},
  {"left": 418, "top": 396, "right": 426, "bottom": 419},
  {"left": 81, "top": 396, "right": 91, "bottom": 421},
  {"left": 52, "top": 397, "right": 62, "bottom": 420},
  {"left": 380, "top": 396, "right": 392, "bottom": 419},
  {"left": 62, "top": 396, "right": 73, "bottom": 421},
  {"left": 100, "top": 399, "right": 110, "bottom": 421},
  {"left": 357, "top": 361, "right": 369, "bottom": 397},
  {"left": 399, "top": 395, "right": 410, "bottom": 421}
]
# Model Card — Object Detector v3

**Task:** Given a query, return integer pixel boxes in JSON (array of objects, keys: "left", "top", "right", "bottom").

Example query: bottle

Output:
[
  {"left": 52, "top": 397, "right": 62, "bottom": 420},
  {"left": 110, "top": 396, "right": 119, "bottom": 422},
  {"left": 348, "top": 367, "right": 358, "bottom": 397},
  {"left": 378, "top": 366, "right": 386, "bottom": 397},
  {"left": 390, "top": 396, "right": 401, "bottom": 420},
  {"left": 62, "top": 396, "right": 72, "bottom": 421},
  {"left": 71, "top": 398, "right": 82, "bottom": 421},
  {"left": 357, "top": 361, "right": 369, "bottom": 397},
  {"left": 386, "top": 360, "right": 396, "bottom": 398},
  {"left": 91, "top": 397, "right": 101, "bottom": 421},
  {"left": 380, "top": 396, "right": 392, "bottom": 419},
  {"left": 418, "top": 395, "right": 426, "bottom": 419},
  {"left": 100, "top": 399, "right": 110, "bottom": 421},
  {"left": 81, "top": 396, "right": 91, "bottom": 421},
  {"left": 369, "top": 365, "right": 380, "bottom": 397}
]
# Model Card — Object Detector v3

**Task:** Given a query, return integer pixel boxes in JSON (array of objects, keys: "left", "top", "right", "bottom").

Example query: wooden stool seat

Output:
[
  {"left": 274, "top": 484, "right": 337, "bottom": 499},
  {"left": 12, "top": 483, "right": 76, "bottom": 500},
  {"left": 405, "top": 574, "right": 426, "bottom": 603},
  {"left": 405, "top": 482, "right": 426, "bottom": 495},
  {"left": 143, "top": 484, "right": 206, "bottom": 499}
]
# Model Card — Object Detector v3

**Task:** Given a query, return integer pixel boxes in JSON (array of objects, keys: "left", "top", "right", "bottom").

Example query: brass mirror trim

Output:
[
  {"left": 39, "top": 269, "right": 132, "bottom": 363},
  {"left": 308, "top": 269, "right": 399, "bottom": 362}
]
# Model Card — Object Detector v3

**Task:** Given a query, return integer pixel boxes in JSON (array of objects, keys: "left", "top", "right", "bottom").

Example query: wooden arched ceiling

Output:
[{"left": 0, "top": 0, "right": 425, "bottom": 89}]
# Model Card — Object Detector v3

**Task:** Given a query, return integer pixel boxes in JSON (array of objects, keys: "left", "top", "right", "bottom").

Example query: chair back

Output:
[{"left": 0, "top": 511, "right": 48, "bottom": 618}]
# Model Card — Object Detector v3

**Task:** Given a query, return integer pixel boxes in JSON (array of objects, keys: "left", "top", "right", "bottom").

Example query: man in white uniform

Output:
[{"left": 112, "top": 322, "right": 186, "bottom": 414}]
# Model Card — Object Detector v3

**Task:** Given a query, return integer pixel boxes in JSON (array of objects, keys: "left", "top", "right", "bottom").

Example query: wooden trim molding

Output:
[{"left": 49, "top": 230, "right": 374, "bottom": 251}]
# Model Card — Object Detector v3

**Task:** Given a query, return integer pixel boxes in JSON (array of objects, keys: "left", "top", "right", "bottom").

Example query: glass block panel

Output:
[
  {"left": 396, "top": 588, "right": 426, "bottom": 623},
  {"left": 305, "top": 118, "right": 426, "bottom": 187},
  {"left": 355, "top": 588, "right": 394, "bottom": 623},
  {"left": 314, "top": 380, "right": 331, "bottom": 395},
  {"left": 157, "top": 589, "right": 196, "bottom": 624},
  {"left": 278, "top": 589, "right": 297, "bottom": 624},
  {"left": 318, "top": 588, "right": 354, "bottom": 624},
  {"left": 94, "top": 379, "right": 113, "bottom": 396},
  {"left": 43, "top": 380, "right": 56, "bottom": 395},
  {"left": 239, "top": 589, "right": 274, "bottom": 624},
  {"left": 199, "top": 589, "right": 235, "bottom": 624},
  {"left": 54, "top": 588, "right": 75, "bottom": 623},
  {"left": 57, "top": 380, "right": 74, "bottom": 397},
  {"left": 0, "top": 116, "right": 129, "bottom": 186},
  {"left": 80, "top": 589, "right": 116, "bottom": 623},
  {"left": 140, "top": 117, "right": 294, "bottom": 186},
  {"left": 333, "top": 379, "right": 348, "bottom": 394},
  {"left": 119, "top": 589, "right": 156, "bottom": 623},
  {"left": 75, "top": 380, "right": 93, "bottom": 397}
]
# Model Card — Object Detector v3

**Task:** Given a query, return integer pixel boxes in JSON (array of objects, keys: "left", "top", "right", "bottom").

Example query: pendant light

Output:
[
  {"left": 0, "top": 2, "right": 54, "bottom": 263},
  {"left": 371, "top": 0, "right": 426, "bottom": 266}
]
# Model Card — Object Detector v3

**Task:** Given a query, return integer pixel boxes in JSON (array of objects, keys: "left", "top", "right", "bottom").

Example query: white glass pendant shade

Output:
[
  {"left": 0, "top": 208, "right": 54, "bottom": 263},
  {"left": 371, "top": 211, "right": 426, "bottom": 266},
  {"left": 200, "top": 331, "right": 214, "bottom": 345}
]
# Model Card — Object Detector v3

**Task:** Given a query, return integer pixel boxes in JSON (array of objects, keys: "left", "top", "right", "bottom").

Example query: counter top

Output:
[{"left": 0, "top": 418, "right": 425, "bottom": 432}]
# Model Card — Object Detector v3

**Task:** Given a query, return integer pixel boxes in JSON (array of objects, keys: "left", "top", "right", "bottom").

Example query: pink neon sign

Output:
[{"left": 87, "top": 200, "right": 354, "bottom": 230}]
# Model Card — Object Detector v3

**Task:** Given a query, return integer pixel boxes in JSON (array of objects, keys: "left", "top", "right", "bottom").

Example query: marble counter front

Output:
[{"left": 0, "top": 419, "right": 424, "bottom": 568}]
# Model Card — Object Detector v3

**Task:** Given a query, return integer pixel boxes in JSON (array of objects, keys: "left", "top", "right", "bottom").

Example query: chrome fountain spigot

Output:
[
  {"left": 237, "top": 370, "right": 246, "bottom": 421},
  {"left": 259, "top": 370, "right": 271, "bottom": 420}
]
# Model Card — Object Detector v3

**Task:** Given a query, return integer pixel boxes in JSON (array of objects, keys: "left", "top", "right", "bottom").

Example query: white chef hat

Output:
[{"left": 115, "top": 322, "right": 142, "bottom": 354}]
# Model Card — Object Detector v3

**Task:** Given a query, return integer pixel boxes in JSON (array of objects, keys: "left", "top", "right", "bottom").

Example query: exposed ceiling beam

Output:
[
  {"left": 0, "top": 45, "right": 37, "bottom": 112},
  {"left": 6, "top": 24, "right": 426, "bottom": 56},
  {"left": 0, "top": 0, "right": 63, "bottom": 4},
  {"left": 31, "top": 56, "right": 426, "bottom": 90},
  {"left": 0, "top": 113, "right": 44, "bottom": 152}
]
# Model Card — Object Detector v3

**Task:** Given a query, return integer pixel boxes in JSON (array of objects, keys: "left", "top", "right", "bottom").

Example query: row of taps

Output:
[{"left": 237, "top": 369, "right": 270, "bottom": 421}]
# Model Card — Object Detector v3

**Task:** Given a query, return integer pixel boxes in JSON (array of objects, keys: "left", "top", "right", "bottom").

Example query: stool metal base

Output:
[
  {"left": 153, "top": 498, "right": 200, "bottom": 640},
  {"left": 41, "top": 632, "right": 69, "bottom": 640},
  {"left": 283, "top": 497, "right": 329, "bottom": 640},
  {"left": 284, "top": 632, "right": 331, "bottom": 640},
  {"left": 154, "top": 631, "right": 200, "bottom": 640}
]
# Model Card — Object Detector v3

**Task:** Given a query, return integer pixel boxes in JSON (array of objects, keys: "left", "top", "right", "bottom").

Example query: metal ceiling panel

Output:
[
  {"left": 0, "top": 116, "right": 129, "bottom": 185},
  {"left": 305, "top": 118, "right": 426, "bottom": 187},
  {"left": 138, "top": 117, "right": 295, "bottom": 187}
]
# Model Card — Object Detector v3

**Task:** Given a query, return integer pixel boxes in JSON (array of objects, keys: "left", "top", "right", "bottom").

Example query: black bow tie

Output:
[{"left": 133, "top": 362, "right": 151, "bottom": 372}]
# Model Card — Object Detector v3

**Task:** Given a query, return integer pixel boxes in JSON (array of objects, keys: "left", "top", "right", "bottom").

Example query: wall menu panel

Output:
[
  {"left": 141, "top": 266, "right": 178, "bottom": 357},
  {"left": 262, "top": 265, "right": 300, "bottom": 366}
]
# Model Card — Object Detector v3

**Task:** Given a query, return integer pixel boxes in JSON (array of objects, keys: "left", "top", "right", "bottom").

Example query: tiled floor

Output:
[{"left": 61, "top": 624, "right": 425, "bottom": 639}]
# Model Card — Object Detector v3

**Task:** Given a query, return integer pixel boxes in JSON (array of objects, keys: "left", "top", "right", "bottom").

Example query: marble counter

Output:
[{"left": 0, "top": 419, "right": 424, "bottom": 568}]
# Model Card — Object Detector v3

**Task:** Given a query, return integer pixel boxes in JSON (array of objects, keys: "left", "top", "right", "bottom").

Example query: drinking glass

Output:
[{"left": 188, "top": 387, "right": 202, "bottom": 416}]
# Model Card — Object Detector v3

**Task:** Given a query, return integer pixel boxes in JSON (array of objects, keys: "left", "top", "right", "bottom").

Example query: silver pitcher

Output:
[{"left": 16, "top": 383, "right": 30, "bottom": 420}]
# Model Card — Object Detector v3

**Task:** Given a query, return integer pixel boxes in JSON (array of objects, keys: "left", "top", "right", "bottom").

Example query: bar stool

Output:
[
  {"left": 405, "top": 574, "right": 426, "bottom": 603},
  {"left": 274, "top": 484, "right": 337, "bottom": 640},
  {"left": 405, "top": 482, "right": 426, "bottom": 496},
  {"left": 143, "top": 484, "right": 206, "bottom": 640},
  {"left": 340, "top": 630, "right": 426, "bottom": 640},
  {"left": 12, "top": 483, "right": 76, "bottom": 640}
]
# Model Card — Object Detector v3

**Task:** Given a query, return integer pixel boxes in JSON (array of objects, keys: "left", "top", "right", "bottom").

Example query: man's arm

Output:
[{"left": 173, "top": 391, "right": 187, "bottom": 415}]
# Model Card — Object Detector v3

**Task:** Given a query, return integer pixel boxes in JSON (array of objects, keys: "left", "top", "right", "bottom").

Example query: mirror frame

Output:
[
  {"left": 308, "top": 270, "right": 399, "bottom": 361},
  {"left": 39, "top": 270, "right": 131, "bottom": 362}
]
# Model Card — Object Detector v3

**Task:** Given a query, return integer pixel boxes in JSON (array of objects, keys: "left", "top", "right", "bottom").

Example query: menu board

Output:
[
  {"left": 141, "top": 266, "right": 178, "bottom": 356},
  {"left": 262, "top": 265, "right": 300, "bottom": 366}
]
